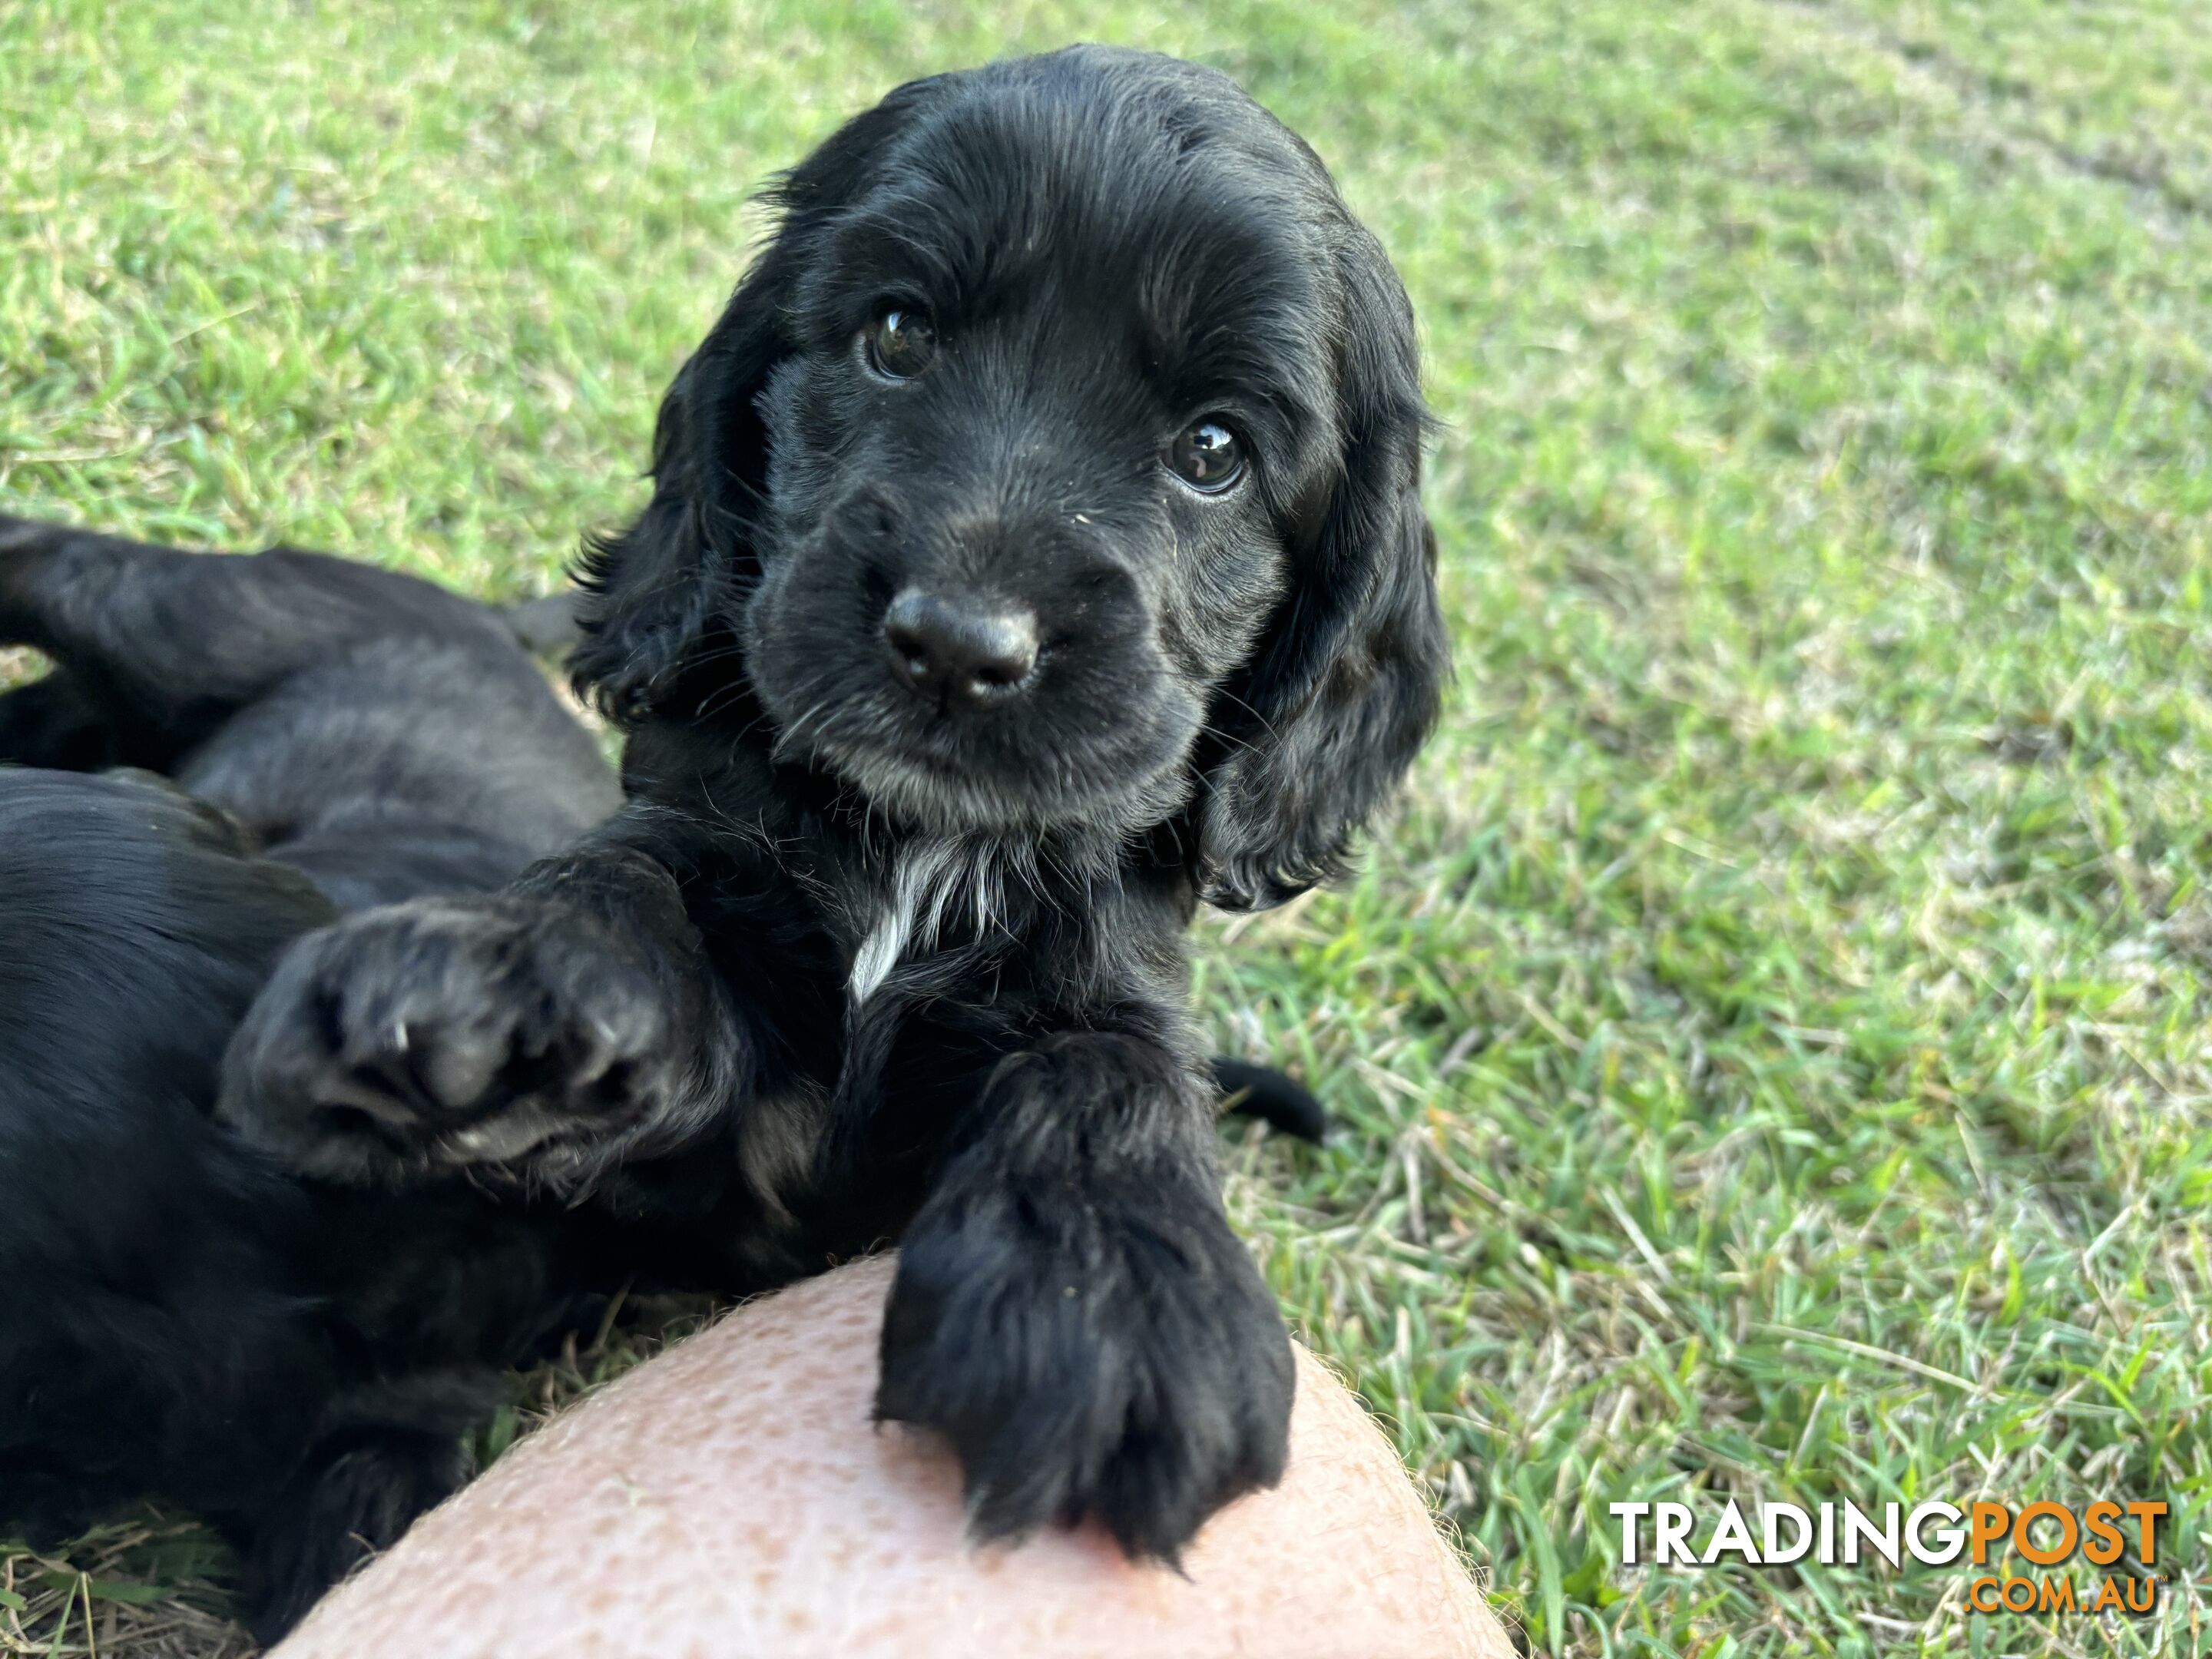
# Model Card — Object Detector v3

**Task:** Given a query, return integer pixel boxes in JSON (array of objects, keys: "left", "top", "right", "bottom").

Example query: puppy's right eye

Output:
[
  {"left": 863, "top": 306, "right": 938, "bottom": 379},
  {"left": 1164, "top": 418, "right": 1246, "bottom": 494}
]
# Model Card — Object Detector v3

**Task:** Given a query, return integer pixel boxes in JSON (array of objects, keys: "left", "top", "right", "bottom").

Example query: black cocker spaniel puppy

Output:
[{"left": 222, "top": 45, "right": 1447, "bottom": 1561}]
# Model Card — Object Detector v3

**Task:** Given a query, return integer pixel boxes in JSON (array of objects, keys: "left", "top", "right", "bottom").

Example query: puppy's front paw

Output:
[
  {"left": 876, "top": 1168, "right": 1293, "bottom": 1561},
  {"left": 219, "top": 896, "right": 683, "bottom": 1184}
]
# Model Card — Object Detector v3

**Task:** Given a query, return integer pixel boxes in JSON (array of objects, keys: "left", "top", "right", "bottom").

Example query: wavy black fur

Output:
[
  {"left": 0, "top": 515, "right": 641, "bottom": 1634},
  {"left": 221, "top": 47, "right": 1442, "bottom": 1568},
  {"left": 0, "top": 497, "right": 1334, "bottom": 1630}
]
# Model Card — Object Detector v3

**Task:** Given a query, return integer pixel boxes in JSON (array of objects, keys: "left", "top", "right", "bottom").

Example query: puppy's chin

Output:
[{"left": 800, "top": 724, "right": 1198, "bottom": 843}]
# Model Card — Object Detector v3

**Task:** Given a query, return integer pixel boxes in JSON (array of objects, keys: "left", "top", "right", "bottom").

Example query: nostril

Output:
[
  {"left": 965, "top": 623, "right": 1037, "bottom": 689},
  {"left": 882, "top": 598, "right": 942, "bottom": 689}
]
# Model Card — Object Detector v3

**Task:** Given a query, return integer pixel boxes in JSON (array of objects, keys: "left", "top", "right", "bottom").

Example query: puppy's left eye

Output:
[
  {"left": 1164, "top": 419, "right": 1246, "bottom": 494},
  {"left": 863, "top": 306, "right": 938, "bottom": 379}
]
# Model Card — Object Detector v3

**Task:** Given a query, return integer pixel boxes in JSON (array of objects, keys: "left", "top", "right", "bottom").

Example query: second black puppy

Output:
[
  {"left": 0, "top": 522, "right": 622, "bottom": 1634},
  {"left": 225, "top": 47, "right": 1445, "bottom": 1558}
]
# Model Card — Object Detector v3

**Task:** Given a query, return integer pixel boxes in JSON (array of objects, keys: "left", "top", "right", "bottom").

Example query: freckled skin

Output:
[{"left": 273, "top": 1257, "right": 1512, "bottom": 1659}]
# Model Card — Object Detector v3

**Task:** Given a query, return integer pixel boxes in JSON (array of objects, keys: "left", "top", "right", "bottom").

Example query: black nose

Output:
[{"left": 882, "top": 588, "right": 1039, "bottom": 708}]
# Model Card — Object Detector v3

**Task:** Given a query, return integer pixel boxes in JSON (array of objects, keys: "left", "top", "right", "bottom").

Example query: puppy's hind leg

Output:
[
  {"left": 240, "top": 1370, "right": 500, "bottom": 1641},
  {"left": 0, "top": 515, "right": 506, "bottom": 770}
]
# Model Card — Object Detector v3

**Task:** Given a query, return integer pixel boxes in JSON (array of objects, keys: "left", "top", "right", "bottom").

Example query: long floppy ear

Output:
[
  {"left": 569, "top": 78, "right": 952, "bottom": 723},
  {"left": 1196, "top": 224, "right": 1449, "bottom": 911}
]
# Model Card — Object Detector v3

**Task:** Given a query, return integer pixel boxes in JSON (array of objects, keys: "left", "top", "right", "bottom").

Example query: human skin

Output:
[{"left": 272, "top": 1255, "right": 1513, "bottom": 1659}]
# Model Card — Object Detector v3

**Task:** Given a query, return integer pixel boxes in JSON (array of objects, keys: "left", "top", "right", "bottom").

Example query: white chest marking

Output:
[{"left": 847, "top": 839, "right": 991, "bottom": 1007}]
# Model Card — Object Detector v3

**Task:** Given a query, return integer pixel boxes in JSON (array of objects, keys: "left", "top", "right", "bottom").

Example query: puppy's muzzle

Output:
[{"left": 882, "top": 587, "right": 1039, "bottom": 710}]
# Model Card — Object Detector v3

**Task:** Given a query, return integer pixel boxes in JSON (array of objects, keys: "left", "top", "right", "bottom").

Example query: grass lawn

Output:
[{"left": 5, "top": 0, "right": 2210, "bottom": 1653}]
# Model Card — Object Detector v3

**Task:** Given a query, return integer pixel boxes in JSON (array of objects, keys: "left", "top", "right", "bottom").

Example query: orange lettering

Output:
[
  {"left": 1969, "top": 1502, "right": 2009, "bottom": 1565},
  {"left": 2014, "top": 1501, "right": 2077, "bottom": 1567},
  {"left": 2082, "top": 1500, "right": 2124, "bottom": 1565},
  {"left": 2125, "top": 1502, "right": 2165, "bottom": 1565}
]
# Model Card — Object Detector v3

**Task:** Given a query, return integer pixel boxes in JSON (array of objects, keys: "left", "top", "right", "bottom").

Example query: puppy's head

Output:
[{"left": 576, "top": 47, "right": 1446, "bottom": 908}]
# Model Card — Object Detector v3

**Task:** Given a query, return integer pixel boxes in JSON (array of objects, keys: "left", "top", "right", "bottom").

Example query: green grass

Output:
[{"left": 4, "top": 0, "right": 2210, "bottom": 1653}]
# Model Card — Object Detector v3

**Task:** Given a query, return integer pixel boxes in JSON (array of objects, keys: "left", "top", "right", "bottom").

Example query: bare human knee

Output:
[{"left": 274, "top": 1256, "right": 1512, "bottom": 1659}]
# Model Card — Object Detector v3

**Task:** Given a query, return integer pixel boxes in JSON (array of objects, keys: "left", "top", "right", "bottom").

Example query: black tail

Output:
[{"left": 1212, "top": 1058, "right": 1329, "bottom": 1143}]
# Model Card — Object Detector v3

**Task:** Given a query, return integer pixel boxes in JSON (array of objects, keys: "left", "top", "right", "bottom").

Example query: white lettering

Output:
[
  {"left": 1906, "top": 1502, "right": 1965, "bottom": 1565},
  {"left": 1654, "top": 1502, "right": 1696, "bottom": 1565},
  {"left": 1842, "top": 1502, "right": 1901, "bottom": 1568},
  {"left": 1609, "top": 1502, "right": 1651, "bottom": 1566},
  {"left": 1761, "top": 1503, "right": 1813, "bottom": 1565},
  {"left": 1701, "top": 1501, "right": 1760, "bottom": 1565}
]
